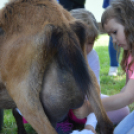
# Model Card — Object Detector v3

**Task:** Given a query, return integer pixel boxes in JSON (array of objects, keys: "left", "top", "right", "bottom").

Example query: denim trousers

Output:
[
  {"left": 108, "top": 37, "right": 119, "bottom": 67},
  {"left": 114, "top": 110, "right": 134, "bottom": 134},
  {"left": 59, "top": 0, "right": 84, "bottom": 11}
]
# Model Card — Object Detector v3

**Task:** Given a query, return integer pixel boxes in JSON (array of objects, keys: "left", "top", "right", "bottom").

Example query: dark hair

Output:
[{"left": 101, "top": 0, "right": 134, "bottom": 71}]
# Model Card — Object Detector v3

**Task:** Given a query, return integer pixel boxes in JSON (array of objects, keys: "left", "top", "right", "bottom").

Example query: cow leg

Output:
[
  {"left": 88, "top": 89, "right": 113, "bottom": 134},
  {"left": 0, "top": 109, "right": 3, "bottom": 131},
  {"left": 87, "top": 68, "right": 114, "bottom": 134},
  {"left": 9, "top": 84, "right": 57, "bottom": 134},
  {"left": 15, "top": 96, "right": 57, "bottom": 134},
  {"left": 12, "top": 108, "right": 27, "bottom": 134}
]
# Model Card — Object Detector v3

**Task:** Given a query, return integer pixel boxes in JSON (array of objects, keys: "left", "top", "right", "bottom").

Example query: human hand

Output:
[
  {"left": 85, "top": 125, "right": 96, "bottom": 134},
  {"left": 73, "top": 100, "right": 92, "bottom": 119},
  {"left": 70, "top": 129, "right": 95, "bottom": 134}
]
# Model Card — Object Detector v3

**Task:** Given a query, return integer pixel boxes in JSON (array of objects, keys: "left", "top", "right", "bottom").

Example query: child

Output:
[
  {"left": 69, "top": 8, "right": 99, "bottom": 134},
  {"left": 102, "top": 0, "right": 120, "bottom": 76},
  {"left": 56, "top": 9, "right": 99, "bottom": 134},
  {"left": 68, "top": 8, "right": 129, "bottom": 134},
  {"left": 97, "top": 0, "right": 134, "bottom": 133}
]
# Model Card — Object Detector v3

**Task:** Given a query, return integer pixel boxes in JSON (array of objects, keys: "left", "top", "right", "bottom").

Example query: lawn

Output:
[
  {"left": 0, "top": 34, "right": 132, "bottom": 134},
  {"left": 94, "top": 34, "right": 125, "bottom": 95}
]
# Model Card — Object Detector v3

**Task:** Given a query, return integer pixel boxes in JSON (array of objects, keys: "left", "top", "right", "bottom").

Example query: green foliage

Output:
[{"left": 0, "top": 34, "right": 131, "bottom": 133}]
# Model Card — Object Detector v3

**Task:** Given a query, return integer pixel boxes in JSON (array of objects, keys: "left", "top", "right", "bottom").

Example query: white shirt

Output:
[{"left": 87, "top": 49, "right": 100, "bottom": 85}]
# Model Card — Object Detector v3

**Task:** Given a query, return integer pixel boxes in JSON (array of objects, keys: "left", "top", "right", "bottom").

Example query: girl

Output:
[
  {"left": 100, "top": 0, "right": 134, "bottom": 133},
  {"left": 103, "top": 0, "right": 120, "bottom": 76},
  {"left": 69, "top": 8, "right": 129, "bottom": 134}
]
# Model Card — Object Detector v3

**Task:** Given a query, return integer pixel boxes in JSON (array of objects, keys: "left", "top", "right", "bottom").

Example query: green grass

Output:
[
  {"left": 1, "top": 110, "right": 37, "bottom": 134},
  {"left": 94, "top": 34, "right": 126, "bottom": 96},
  {"left": 0, "top": 34, "right": 130, "bottom": 133}
]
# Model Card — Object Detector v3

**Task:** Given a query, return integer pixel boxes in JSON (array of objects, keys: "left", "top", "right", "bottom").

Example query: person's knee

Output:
[
  {"left": 121, "top": 106, "right": 130, "bottom": 118},
  {"left": 127, "top": 126, "right": 134, "bottom": 134},
  {"left": 114, "top": 111, "right": 134, "bottom": 134},
  {"left": 107, "top": 106, "right": 130, "bottom": 124},
  {"left": 114, "top": 125, "right": 121, "bottom": 134}
]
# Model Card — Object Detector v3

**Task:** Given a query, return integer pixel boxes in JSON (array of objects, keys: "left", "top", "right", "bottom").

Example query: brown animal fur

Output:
[{"left": 0, "top": 0, "right": 113, "bottom": 133}]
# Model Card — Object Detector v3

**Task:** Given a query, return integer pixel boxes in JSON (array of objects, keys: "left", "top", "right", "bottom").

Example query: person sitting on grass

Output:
[
  {"left": 101, "top": 0, "right": 134, "bottom": 133},
  {"left": 68, "top": 8, "right": 129, "bottom": 134},
  {"left": 80, "top": 0, "right": 134, "bottom": 133}
]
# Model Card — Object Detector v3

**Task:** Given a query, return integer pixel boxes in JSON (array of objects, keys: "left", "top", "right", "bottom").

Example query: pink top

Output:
[{"left": 126, "top": 54, "right": 134, "bottom": 79}]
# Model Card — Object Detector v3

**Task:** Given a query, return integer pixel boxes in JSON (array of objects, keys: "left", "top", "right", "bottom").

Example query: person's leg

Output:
[
  {"left": 127, "top": 126, "right": 134, "bottom": 134},
  {"left": 108, "top": 37, "right": 119, "bottom": 76},
  {"left": 72, "top": 2, "right": 84, "bottom": 9},
  {"left": 101, "top": 94, "right": 130, "bottom": 124},
  {"left": 114, "top": 111, "right": 134, "bottom": 134},
  {"left": 59, "top": 0, "right": 74, "bottom": 11},
  {"left": 109, "top": 37, "right": 119, "bottom": 67}
]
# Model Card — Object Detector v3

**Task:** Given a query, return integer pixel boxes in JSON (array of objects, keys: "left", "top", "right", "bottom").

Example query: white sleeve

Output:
[
  {"left": 16, "top": 108, "right": 22, "bottom": 116},
  {"left": 87, "top": 49, "right": 100, "bottom": 85},
  {"left": 71, "top": 129, "right": 94, "bottom": 134},
  {"left": 85, "top": 113, "right": 97, "bottom": 129},
  {"left": 70, "top": 113, "right": 97, "bottom": 134}
]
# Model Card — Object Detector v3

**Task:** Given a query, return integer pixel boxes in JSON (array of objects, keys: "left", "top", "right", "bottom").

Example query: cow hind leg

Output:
[
  {"left": 9, "top": 84, "right": 57, "bottom": 134},
  {"left": 86, "top": 67, "right": 114, "bottom": 134},
  {"left": 0, "top": 109, "right": 3, "bottom": 131},
  {"left": 16, "top": 96, "right": 57, "bottom": 134},
  {"left": 87, "top": 88, "right": 114, "bottom": 134}
]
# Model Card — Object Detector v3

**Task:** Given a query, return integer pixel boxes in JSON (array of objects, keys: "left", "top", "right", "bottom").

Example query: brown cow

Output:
[{"left": 0, "top": 0, "right": 113, "bottom": 133}]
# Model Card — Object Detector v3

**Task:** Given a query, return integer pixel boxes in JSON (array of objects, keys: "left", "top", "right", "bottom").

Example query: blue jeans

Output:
[
  {"left": 59, "top": 0, "right": 85, "bottom": 11},
  {"left": 114, "top": 111, "right": 134, "bottom": 134},
  {"left": 108, "top": 37, "right": 119, "bottom": 67}
]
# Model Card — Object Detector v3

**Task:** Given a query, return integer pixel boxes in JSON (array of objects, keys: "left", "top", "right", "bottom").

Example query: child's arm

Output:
[
  {"left": 72, "top": 100, "right": 92, "bottom": 119},
  {"left": 70, "top": 113, "right": 97, "bottom": 134},
  {"left": 87, "top": 80, "right": 134, "bottom": 113},
  {"left": 71, "top": 129, "right": 95, "bottom": 134},
  {"left": 84, "top": 113, "right": 97, "bottom": 133},
  {"left": 101, "top": 79, "right": 134, "bottom": 111}
]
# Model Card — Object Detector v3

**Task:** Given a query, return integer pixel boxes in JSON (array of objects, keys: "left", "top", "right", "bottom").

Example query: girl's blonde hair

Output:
[
  {"left": 70, "top": 8, "right": 99, "bottom": 43},
  {"left": 101, "top": 0, "right": 134, "bottom": 71}
]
